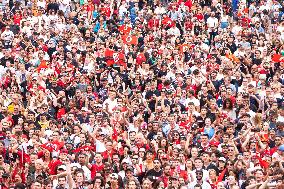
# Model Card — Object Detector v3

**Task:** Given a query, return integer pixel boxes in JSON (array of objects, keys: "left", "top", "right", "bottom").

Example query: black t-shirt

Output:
[
  {"left": 147, "top": 131, "right": 157, "bottom": 141},
  {"left": 0, "top": 56, "right": 14, "bottom": 67},
  {"left": 252, "top": 57, "right": 262, "bottom": 65},
  {"left": 226, "top": 43, "right": 237, "bottom": 53},
  {"left": 145, "top": 169, "right": 163, "bottom": 182},
  {"left": 47, "top": 3, "right": 59, "bottom": 12}
]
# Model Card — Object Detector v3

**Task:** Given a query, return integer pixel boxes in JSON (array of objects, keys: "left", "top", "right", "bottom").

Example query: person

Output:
[
  {"left": 188, "top": 170, "right": 212, "bottom": 189},
  {"left": 145, "top": 159, "right": 163, "bottom": 182},
  {"left": 0, "top": 0, "right": 283, "bottom": 188}
]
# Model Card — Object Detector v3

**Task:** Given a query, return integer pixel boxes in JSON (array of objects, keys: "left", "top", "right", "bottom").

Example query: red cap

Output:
[
  {"left": 21, "top": 134, "right": 28, "bottom": 139},
  {"left": 210, "top": 141, "right": 219, "bottom": 147},
  {"left": 161, "top": 154, "right": 169, "bottom": 159},
  {"left": 60, "top": 149, "right": 68, "bottom": 154}
]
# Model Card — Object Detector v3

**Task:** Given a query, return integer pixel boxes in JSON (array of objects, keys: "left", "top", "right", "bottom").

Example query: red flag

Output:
[
  {"left": 271, "top": 54, "right": 283, "bottom": 63},
  {"left": 41, "top": 141, "right": 65, "bottom": 152},
  {"left": 72, "top": 146, "right": 95, "bottom": 153},
  {"left": 105, "top": 48, "right": 115, "bottom": 66},
  {"left": 162, "top": 17, "right": 175, "bottom": 28},
  {"left": 104, "top": 49, "right": 126, "bottom": 67},
  {"left": 118, "top": 25, "right": 131, "bottom": 35},
  {"left": 122, "top": 35, "right": 138, "bottom": 45},
  {"left": 257, "top": 156, "right": 269, "bottom": 169}
]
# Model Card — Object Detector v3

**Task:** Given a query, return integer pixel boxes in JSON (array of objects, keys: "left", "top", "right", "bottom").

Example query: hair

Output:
[
  {"left": 93, "top": 176, "right": 104, "bottom": 187},
  {"left": 223, "top": 98, "right": 234, "bottom": 110},
  {"left": 14, "top": 183, "right": 26, "bottom": 189}
]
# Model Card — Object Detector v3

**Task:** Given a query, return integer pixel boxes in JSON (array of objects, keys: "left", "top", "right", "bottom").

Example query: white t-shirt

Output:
[
  {"left": 103, "top": 98, "right": 117, "bottom": 113},
  {"left": 207, "top": 16, "right": 218, "bottom": 28}
]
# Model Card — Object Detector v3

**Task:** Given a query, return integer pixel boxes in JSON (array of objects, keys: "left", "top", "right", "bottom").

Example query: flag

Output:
[
  {"left": 226, "top": 53, "right": 240, "bottom": 63},
  {"left": 162, "top": 17, "right": 175, "bottom": 28},
  {"left": 41, "top": 141, "right": 65, "bottom": 152},
  {"left": 118, "top": 25, "right": 132, "bottom": 35},
  {"left": 122, "top": 35, "right": 138, "bottom": 45},
  {"left": 271, "top": 54, "right": 283, "bottom": 63},
  {"left": 179, "top": 44, "right": 191, "bottom": 53},
  {"left": 72, "top": 146, "right": 95, "bottom": 153},
  {"left": 105, "top": 48, "right": 115, "bottom": 66}
]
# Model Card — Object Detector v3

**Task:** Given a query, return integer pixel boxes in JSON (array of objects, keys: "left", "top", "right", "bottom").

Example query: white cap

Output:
[{"left": 58, "top": 165, "right": 66, "bottom": 170}]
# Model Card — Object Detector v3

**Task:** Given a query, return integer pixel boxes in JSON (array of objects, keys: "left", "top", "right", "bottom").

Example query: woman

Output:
[
  {"left": 93, "top": 176, "right": 105, "bottom": 189},
  {"left": 126, "top": 179, "right": 140, "bottom": 189},
  {"left": 185, "top": 159, "right": 194, "bottom": 183},
  {"left": 208, "top": 169, "right": 219, "bottom": 189},
  {"left": 143, "top": 151, "right": 154, "bottom": 172},
  {"left": 158, "top": 138, "right": 169, "bottom": 154},
  {"left": 189, "top": 147, "right": 199, "bottom": 161},
  {"left": 222, "top": 98, "right": 237, "bottom": 121},
  {"left": 68, "top": 169, "right": 86, "bottom": 189}
]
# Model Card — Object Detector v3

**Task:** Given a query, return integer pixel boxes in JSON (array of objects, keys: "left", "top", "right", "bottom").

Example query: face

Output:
[
  {"left": 31, "top": 182, "right": 42, "bottom": 189},
  {"left": 217, "top": 182, "right": 226, "bottom": 189},
  {"left": 58, "top": 177, "right": 66, "bottom": 187},
  {"left": 153, "top": 160, "right": 161, "bottom": 169},
  {"left": 76, "top": 172, "right": 84, "bottom": 183},
  {"left": 142, "top": 179, "right": 152, "bottom": 189},
  {"left": 128, "top": 181, "right": 137, "bottom": 189},
  {"left": 191, "top": 148, "right": 198, "bottom": 157},
  {"left": 196, "top": 171, "right": 203, "bottom": 180},
  {"left": 194, "top": 159, "right": 203, "bottom": 169},
  {"left": 200, "top": 136, "right": 209, "bottom": 144}
]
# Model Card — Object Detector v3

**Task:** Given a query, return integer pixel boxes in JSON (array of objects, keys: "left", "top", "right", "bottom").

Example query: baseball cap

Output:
[
  {"left": 57, "top": 165, "right": 66, "bottom": 171},
  {"left": 210, "top": 141, "right": 219, "bottom": 147},
  {"left": 60, "top": 149, "right": 68, "bottom": 154},
  {"left": 122, "top": 159, "right": 130, "bottom": 164},
  {"left": 170, "top": 175, "right": 179, "bottom": 180},
  {"left": 81, "top": 107, "right": 89, "bottom": 112},
  {"left": 161, "top": 154, "right": 169, "bottom": 159},
  {"left": 110, "top": 173, "right": 118, "bottom": 179},
  {"left": 218, "top": 157, "right": 226, "bottom": 162}
]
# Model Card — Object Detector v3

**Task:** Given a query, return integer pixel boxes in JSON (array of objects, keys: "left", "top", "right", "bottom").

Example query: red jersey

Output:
[{"left": 90, "top": 164, "right": 105, "bottom": 179}]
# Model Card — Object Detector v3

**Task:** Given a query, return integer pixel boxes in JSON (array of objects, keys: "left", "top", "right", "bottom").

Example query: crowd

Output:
[{"left": 0, "top": 0, "right": 284, "bottom": 188}]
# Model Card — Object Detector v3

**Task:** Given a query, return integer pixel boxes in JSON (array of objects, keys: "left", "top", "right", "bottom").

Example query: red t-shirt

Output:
[
  {"left": 90, "top": 164, "right": 104, "bottom": 179},
  {"left": 13, "top": 14, "right": 22, "bottom": 26}
]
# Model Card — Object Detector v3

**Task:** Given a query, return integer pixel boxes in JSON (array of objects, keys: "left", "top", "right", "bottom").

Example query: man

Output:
[
  {"left": 123, "top": 166, "right": 140, "bottom": 187},
  {"left": 192, "top": 158, "right": 209, "bottom": 182},
  {"left": 31, "top": 180, "right": 43, "bottom": 189},
  {"left": 145, "top": 159, "right": 163, "bottom": 182},
  {"left": 105, "top": 173, "right": 123, "bottom": 189},
  {"left": 158, "top": 163, "right": 171, "bottom": 188},
  {"left": 1, "top": 26, "right": 14, "bottom": 48},
  {"left": 188, "top": 170, "right": 211, "bottom": 189},
  {"left": 55, "top": 175, "right": 68, "bottom": 189},
  {"left": 89, "top": 153, "right": 104, "bottom": 179}
]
